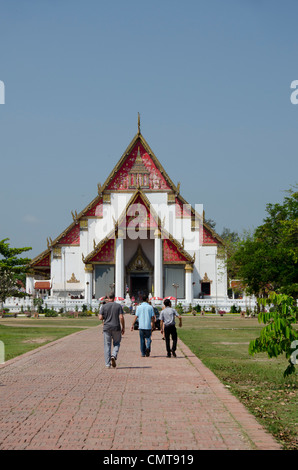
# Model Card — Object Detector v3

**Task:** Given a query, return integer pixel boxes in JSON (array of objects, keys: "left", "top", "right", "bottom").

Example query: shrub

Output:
[
  {"left": 44, "top": 309, "right": 58, "bottom": 317},
  {"left": 230, "top": 304, "right": 241, "bottom": 313},
  {"left": 79, "top": 310, "right": 93, "bottom": 317},
  {"left": 194, "top": 304, "right": 201, "bottom": 313},
  {"left": 176, "top": 303, "right": 184, "bottom": 315},
  {"left": 61, "top": 311, "right": 76, "bottom": 318},
  {"left": 249, "top": 292, "right": 298, "bottom": 377}
]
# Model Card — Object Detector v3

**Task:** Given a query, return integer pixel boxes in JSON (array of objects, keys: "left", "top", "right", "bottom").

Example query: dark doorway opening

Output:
[{"left": 130, "top": 275, "right": 149, "bottom": 302}]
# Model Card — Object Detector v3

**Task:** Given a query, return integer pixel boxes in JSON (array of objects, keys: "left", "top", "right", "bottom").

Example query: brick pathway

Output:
[{"left": 0, "top": 316, "right": 281, "bottom": 450}]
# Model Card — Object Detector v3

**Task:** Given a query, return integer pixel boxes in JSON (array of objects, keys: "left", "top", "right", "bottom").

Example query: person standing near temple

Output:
[
  {"left": 131, "top": 294, "right": 155, "bottom": 357},
  {"left": 99, "top": 292, "right": 125, "bottom": 368},
  {"left": 160, "top": 299, "right": 182, "bottom": 357}
]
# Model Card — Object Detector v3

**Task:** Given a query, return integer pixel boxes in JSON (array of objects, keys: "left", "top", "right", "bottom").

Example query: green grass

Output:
[
  {"left": 178, "top": 315, "right": 298, "bottom": 450},
  {"left": 0, "top": 316, "right": 101, "bottom": 328},
  {"left": 0, "top": 316, "right": 101, "bottom": 361}
]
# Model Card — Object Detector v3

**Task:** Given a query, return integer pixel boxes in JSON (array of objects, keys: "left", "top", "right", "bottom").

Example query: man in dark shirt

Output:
[
  {"left": 160, "top": 299, "right": 182, "bottom": 357},
  {"left": 99, "top": 292, "right": 125, "bottom": 368}
]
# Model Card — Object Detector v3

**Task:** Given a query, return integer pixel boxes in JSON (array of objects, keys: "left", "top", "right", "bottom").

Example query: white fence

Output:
[{"left": 3, "top": 295, "right": 257, "bottom": 314}]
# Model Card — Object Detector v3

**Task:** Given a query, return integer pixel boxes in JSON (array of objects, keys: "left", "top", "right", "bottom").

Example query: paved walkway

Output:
[{"left": 0, "top": 316, "right": 281, "bottom": 450}]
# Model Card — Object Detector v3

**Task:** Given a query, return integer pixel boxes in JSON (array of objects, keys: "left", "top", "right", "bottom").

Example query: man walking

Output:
[
  {"left": 131, "top": 294, "right": 155, "bottom": 357},
  {"left": 160, "top": 299, "right": 182, "bottom": 357},
  {"left": 99, "top": 292, "right": 125, "bottom": 368}
]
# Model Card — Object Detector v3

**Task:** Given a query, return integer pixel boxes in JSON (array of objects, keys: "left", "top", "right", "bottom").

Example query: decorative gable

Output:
[
  {"left": 127, "top": 245, "right": 153, "bottom": 273},
  {"left": 175, "top": 197, "right": 192, "bottom": 218},
  {"left": 203, "top": 226, "right": 219, "bottom": 245},
  {"left": 163, "top": 239, "right": 191, "bottom": 263},
  {"left": 88, "top": 238, "right": 115, "bottom": 263},
  {"left": 106, "top": 140, "right": 172, "bottom": 192},
  {"left": 34, "top": 253, "right": 51, "bottom": 267},
  {"left": 119, "top": 192, "right": 159, "bottom": 231},
  {"left": 84, "top": 198, "right": 103, "bottom": 217},
  {"left": 58, "top": 224, "right": 80, "bottom": 246}
]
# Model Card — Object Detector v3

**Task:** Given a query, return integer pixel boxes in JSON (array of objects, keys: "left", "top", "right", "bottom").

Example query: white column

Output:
[
  {"left": 115, "top": 230, "right": 124, "bottom": 298},
  {"left": 185, "top": 264, "right": 194, "bottom": 305},
  {"left": 84, "top": 264, "right": 93, "bottom": 307},
  {"left": 26, "top": 275, "right": 35, "bottom": 295},
  {"left": 154, "top": 229, "right": 163, "bottom": 298}
]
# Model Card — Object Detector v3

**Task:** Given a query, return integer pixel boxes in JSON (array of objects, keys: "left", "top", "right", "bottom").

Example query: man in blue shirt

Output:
[{"left": 131, "top": 294, "right": 155, "bottom": 357}]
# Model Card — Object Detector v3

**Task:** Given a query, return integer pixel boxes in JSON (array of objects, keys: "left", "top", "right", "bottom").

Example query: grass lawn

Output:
[
  {"left": 0, "top": 316, "right": 101, "bottom": 361},
  {"left": 178, "top": 315, "right": 298, "bottom": 450}
]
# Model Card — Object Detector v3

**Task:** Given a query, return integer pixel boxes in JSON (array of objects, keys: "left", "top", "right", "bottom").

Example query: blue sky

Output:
[{"left": 0, "top": 0, "right": 297, "bottom": 257}]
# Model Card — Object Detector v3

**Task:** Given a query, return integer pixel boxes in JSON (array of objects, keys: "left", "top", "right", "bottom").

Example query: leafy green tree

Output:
[
  {"left": 220, "top": 227, "right": 240, "bottom": 281},
  {"left": 0, "top": 238, "right": 31, "bottom": 314},
  {"left": 249, "top": 292, "right": 298, "bottom": 377},
  {"left": 229, "top": 188, "right": 298, "bottom": 299}
]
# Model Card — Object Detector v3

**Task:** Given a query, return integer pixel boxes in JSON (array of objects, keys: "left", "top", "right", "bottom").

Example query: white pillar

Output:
[
  {"left": 84, "top": 264, "right": 93, "bottom": 307},
  {"left": 154, "top": 229, "right": 163, "bottom": 298},
  {"left": 26, "top": 275, "right": 35, "bottom": 295},
  {"left": 115, "top": 231, "right": 124, "bottom": 298},
  {"left": 185, "top": 264, "right": 194, "bottom": 305}
]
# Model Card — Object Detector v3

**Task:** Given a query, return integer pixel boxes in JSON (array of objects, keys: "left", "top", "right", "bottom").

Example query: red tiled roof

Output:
[{"left": 35, "top": 281, "right": 51, "bottom": 290}]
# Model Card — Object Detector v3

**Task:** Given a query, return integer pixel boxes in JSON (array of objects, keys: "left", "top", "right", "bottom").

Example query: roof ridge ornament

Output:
[
  {"left": 136, "top": 146, "right": 142, "bottom": 162},
  {"left": 138, "top": 112, "right": 141, "bottom": 135}
]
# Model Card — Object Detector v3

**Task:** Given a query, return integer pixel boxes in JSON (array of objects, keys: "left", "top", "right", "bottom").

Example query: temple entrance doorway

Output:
[
  {"left": 130, "top": 274, "right": 149, "bottom": 302},
  {"left": 126, "top": 244, "right": 153, "bottom": 303}
]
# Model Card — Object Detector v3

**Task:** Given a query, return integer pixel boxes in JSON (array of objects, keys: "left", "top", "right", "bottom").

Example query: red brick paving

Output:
[{"left": 0, "top": 316, "right": 281, "bottom": 450}]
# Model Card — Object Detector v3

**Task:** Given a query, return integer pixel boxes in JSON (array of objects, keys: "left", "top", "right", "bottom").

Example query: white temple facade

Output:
[{"left": 27, "top": 121, "right": 227, "bottom": 307}]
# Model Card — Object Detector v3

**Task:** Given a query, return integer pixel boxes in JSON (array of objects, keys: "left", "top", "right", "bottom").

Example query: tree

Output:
[
  {"left": 249, "top": 292, "right": 298, "bottom": 377},
  {"left": 229, "top": 188, "right": 298, "bottom": 299},
  {"left": 220, "top": 227, "right": 240, "bottom": 281},
  {"left": 0, "top": 239, "right": 31, "bottom": 314}
]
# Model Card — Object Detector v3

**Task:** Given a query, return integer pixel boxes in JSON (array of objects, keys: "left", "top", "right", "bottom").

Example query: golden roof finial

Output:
[
  {"left": 138, "top": 112, "right": 141, "bottom": 134},
  {"left": 136, "top": 146, "right": 142, "bottom": 162}
]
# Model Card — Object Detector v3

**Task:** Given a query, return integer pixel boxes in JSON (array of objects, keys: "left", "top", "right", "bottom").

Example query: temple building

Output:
[{"left": 27, "top": 118, "right": 227, "bottom": 306}]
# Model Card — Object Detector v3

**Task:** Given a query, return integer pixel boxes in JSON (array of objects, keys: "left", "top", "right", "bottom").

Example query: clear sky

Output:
[{"left": 0, "top": 0, "right": 297, "bottom": 258}]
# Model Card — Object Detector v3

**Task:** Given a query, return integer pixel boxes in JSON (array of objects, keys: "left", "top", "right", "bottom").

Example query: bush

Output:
[
  {"left": 194, "top": 304, "right": 201, "bottom": 313},
  {"left": 176, "top": 303, "right": 184, "bottom": 315},
  {"left": 249, "top": 292, "right": 298, "bottom": 377},
  {"left": 230, "top": 304, "right": 241, "bottom": 313},
  {"left": 33, "top": 298, "right": 43, "bottom": 313},
  {"left": 79, "top": 310, "right": 93, "bottom": 317},
  {"left": 61, "top": 311, "right": 76, "bottom": 318},
  {"left": 44, "top": 309, "right": 58, "bottom": 317}
]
